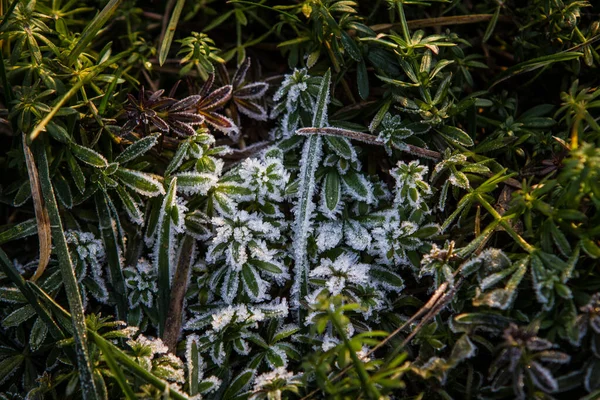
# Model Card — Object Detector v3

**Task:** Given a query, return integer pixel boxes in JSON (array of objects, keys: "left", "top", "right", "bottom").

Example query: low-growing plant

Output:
[{"left": 0, "top": 0, "right": 599, "bottom": 399}]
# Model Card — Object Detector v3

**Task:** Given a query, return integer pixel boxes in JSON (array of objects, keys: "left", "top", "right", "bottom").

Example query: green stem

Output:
[
  {"left": 329, "top": 310, "right": 381, "bottom": 399},
  {"left": 396, "top": 1, "right": 411, "bottom": 44},
  {"left": 476, "top": 194, "right": 535, "bottom": 253}
]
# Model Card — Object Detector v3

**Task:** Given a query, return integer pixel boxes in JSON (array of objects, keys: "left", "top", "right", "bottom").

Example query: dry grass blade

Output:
[
  {"left": 22, "top": 134, "right": 51, "bottom": 281},
  {"left": 163, "top": 234, "right": 195, "bottom": 352},
  {"left": 371, "top": 14, "right": 512, "bottom": 33}
]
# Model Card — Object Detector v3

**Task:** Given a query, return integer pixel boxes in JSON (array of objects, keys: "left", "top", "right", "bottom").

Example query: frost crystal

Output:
[
  {"left": 251, "top": 367, "right": 302, "bottom": 399},
  {"left": 237, "top": 156, "right": 290, "bottom": 204},
  {"left": 310, "top": 252, "right": 370, "bottom": 295},
  {"left": 390, "top": 160, "right": 432, "bottom": 208},
  {"left": 124, "top": 258, "right": 158, "bottom": 308},
  {"left": 315, "top": 221, "right": 343, "bottom": 252},
  {"left": 370, "top": 214, "right": 423, "bottom": 266},
  {"left": 65, "top": 230, "right": 109, "bottom": 304}
]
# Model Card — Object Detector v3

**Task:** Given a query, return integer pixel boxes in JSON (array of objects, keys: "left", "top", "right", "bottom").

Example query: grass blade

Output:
[
  {"left": 22, "top": 135, "right": 51, "bottom": 282},
  {"left": 32, "top": 140, "right": 99, "bottom": 400},
  {"left": 0, "top": 248, "right": 65, "bottom": 340},
  {"left": 159, "top": 0, "right": 186, "bottom": 66},
  {"left": 67, "top": 0, "right": 123, "bottom": 66},
  {"left": 0, "top": 219, "right": 37, "bottom": 245},
  {"left": 291, "top": 69, "right": 330, "bottom": 308},
  {"left": 483, "top": 5, "right": 500, "bottom": 43},
  {"left": 490, "top": 52, "right": 583, "bottom": 89},
  {"left": 155, "top": 178, "right": 177, "bottom": 336},
  {"left": 94, "top": 337, "right": 137, "bottom": 400},
  {"left": 94, "top": 192, "right": 128, "bottom": 320}
]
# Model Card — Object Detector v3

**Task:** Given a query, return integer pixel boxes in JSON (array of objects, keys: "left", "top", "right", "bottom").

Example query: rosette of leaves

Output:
[
  {"left": 271, "top": 68, "right": 323, "bottom": 138},
  {"left": 218, "top": 57, "right": 269, "bottom": 129},
  {"left": 184, "top": 299, "right": 289, "bottom": 368},
  {"left": 205, "top": 210, "right": 288, "bottom": 303},
  {"left": 122, "top": 86, "right": 205, "bottom": 138},
  {"left": 488, "top": 322, "right": 570, "bottom": 398},
  {"left": 65, "top": 230, "right": 109, "bottom": 307}
]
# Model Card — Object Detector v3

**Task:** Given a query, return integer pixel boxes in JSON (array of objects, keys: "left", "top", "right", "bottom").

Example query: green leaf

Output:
[
  {"left": 2, "top": 304, "right": 35, "bottom": 328},
  {"left": 156, "top": 178, "right": 177, "bottom": 335},
  {"left": 483, "top": 5, "right": 500, "bottom": 43},
  {"left": 490, "top": 52, "right": 583, "bottom": 88},
  {"left": 223, "top": 369, "right": 255, "bottom": 399},
  {"left": 242, "top": 265, "right": 259, "bottom": 298},
  {"left": 67, "top": 0, "right": 123, "bottom": 66},
  {"left": 357, "top": 58, "right": 369, "bottom": 100},
  {"left": 71, "top": 143, "right": 108, "bottom": 168},
  {"left": 340, "top": 31, "right": 361, "bottom": 61},
  {"left": 370, "top": 266, "right": 404, "bottom": 290},
  {"left": 549, "top": 221, "right": 571, "bottom": 257},
  {"left": 250, "top": 259, "right": 283, "bottom": 274},
  {"left": 114, "top": 167, "right": 164, "bottom": 197},
  {"left": 30, "top": 317, "right": 48, "bottom": 352},
  {"left": 582, "top": 239, "right": 600, "bottom": 259},
  {"left": 325, "top": 136, "right": 355, "bottom": 160},
  {"left": 0, "top": 219, "right": 37, "bottom": 245},
  {"left": 323, "top": 170, "right": 341, "bottom": 213},
  {"left": 159, "top": 0, "right": 186, "bottom": 66},
  {"left": 342, "top": 171, "right": 371, "bottom": 201},
  {"left": 438, "top": 126, "right": 474, "bottom": 147},
  {"left": 0, "top": 354, "right": 24, "bottom": 386},
  {"left": 114, "top": 134, "right": 159, "bottom": 164}
]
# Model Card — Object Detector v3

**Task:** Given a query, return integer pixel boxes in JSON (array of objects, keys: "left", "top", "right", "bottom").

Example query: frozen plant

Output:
[
  {"left": 65, "top": 230, "right": 108, "bottom": 305},
  {"left": 309, "top": 252, "right": 370, "bottom": 296},
  {"left": 123, "top": 258, "right": 158, "bottom": 309},
  {"left": 236, "top": 156, "right": 290, "bottom": 205},
  {"left": 390, "top": 160, "right": 432, "bottom": 208},
  {"left": 250, "top": 367, "right": 303, "bottom": 400}
]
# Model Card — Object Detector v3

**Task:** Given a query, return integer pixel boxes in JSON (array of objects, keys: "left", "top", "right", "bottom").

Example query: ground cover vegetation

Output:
[{"left": 0, "top": 0, "right": 599, "bottom": 399}]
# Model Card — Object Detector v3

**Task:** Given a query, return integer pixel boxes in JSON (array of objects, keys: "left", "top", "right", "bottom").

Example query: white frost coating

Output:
[
  {"left": 342, "top": 172, "right": 375, "bottom": 204},
  {"left": 124, "top": 258, "right": 158, "bottom": 308},
  {"left": 174, "top": 171, "right": 219, "bottom": 195},
  {"left": 369, "top": 213, "right": 422, "bottom": 266},
  {"left": 65, "top": 230, "right": 109, "bottom": 303},
  {"left": 390, "top": 160, "right": 431, "bottom": 208},
  {"left": 116, "top": 167, "right": 166, "bottom": 197},
  {"left": 309, "top": 252, "right": 370, "bottom": 295},
  {"left": 237, "top": 157, "right": 290, "bottom": 205},
  {"left": 344, "top": 220, "right": 372, "bottom": 251},
  {"left": 291, "top": 135, "right": 323, "bottom": 306},
  {"left": 315, "top": 221, "right": 343, "bottom": 252},
  {"left": 251, "top": 367, "right": 302, "bottom": 398}
]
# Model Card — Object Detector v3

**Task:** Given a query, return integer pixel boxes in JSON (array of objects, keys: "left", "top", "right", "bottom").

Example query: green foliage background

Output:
[{"left": 0, "top": 0, "right": 599, "bottom": 399}]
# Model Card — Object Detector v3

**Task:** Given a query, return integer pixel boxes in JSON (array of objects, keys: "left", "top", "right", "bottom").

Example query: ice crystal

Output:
[
  {"left": 315, "top": 221, "right": 343, "bottom": 252},
  {"left": 250, "top": 367, "right": 302, "bottom": 400},
  {"left": 310, "top": 252, "right": 370, "bottom": 296},
  {"left": 65, "top": 230, "right": 108, "bottom": 304},
  {"left": 390, "top": 160, "right": 432, "bottom": 208},
  {"left": 237, "top": 156, "right": 290, "bottom": 204},
  {"left": 123, "top": 258, "right": 158, "bottom": 308},
  {"left": 370, "top": 214, "right": 423, "bottom": 266},
  {"left": 207, "top": 210, "right": 281, "bottom": 271}
]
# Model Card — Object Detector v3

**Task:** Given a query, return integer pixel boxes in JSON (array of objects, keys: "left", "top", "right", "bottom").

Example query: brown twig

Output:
[
  {"left": 163, "top": 234, "right": 195, "bottom": 352},
  {"left": 371, "top": 14, "right": 512, "bottom": 33},
  {"left": 296, "top": 127, "right": 443, "bottom": 160}
]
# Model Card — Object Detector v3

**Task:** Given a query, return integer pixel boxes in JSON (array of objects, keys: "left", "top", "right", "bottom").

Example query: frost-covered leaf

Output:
[
  {"left": 70, "top": 143, "right": 108, "bottom": 168},
  {"left": 114, "top": 167, "right": 165, "bottom": 197},
  {"left": 115, "top": 134, "right": 159, "bottom": 164}
]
